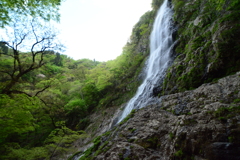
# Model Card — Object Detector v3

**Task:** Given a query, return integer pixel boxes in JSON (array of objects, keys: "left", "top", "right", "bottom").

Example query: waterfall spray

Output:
[{"left": 117, "top": 0, "right": 174, "bottom": 123}]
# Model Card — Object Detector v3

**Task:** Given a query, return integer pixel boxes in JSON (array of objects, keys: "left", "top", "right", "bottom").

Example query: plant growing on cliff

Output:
[
  {"left": 169, "top": 132, "right": 175, "bottom": 140},
  {"left": 162, "top": 0, "right": 240, "bottom": 94},
  {"left": 174, "top": 149, "right": 183, "bottom": 157},
  {"left": 119, "top": 109, "right": 136, "bottom": 125}
]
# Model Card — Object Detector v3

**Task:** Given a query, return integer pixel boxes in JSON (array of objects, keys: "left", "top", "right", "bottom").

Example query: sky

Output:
[{"left": 57, "top": 0, "right": 152, "bottom": 62}]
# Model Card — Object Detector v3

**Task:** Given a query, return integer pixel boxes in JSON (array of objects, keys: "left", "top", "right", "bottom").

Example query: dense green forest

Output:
[{"left": 0, "top": 0, "right": 160, "bottom": 159}]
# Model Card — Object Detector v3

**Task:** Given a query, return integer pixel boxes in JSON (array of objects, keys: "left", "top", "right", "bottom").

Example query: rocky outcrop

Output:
[
  {"left": 78, "top": 72, "right": 240, "bottom": 160},
  {"left": 162, "top": 0, "right": 240, "bottom": 94},
  {"left": 69, "top": 1, "right": 240, "bottom": 159},
  {"left": 36, "top": 73, "right": 46, "bottom": 79}
]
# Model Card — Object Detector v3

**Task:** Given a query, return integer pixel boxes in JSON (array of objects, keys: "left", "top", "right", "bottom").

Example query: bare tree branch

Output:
[
  {"left": 16, "top": 34, "right": 27, "bottom": 48},
  {"left": 3, "top": 41, "right": 14, "bottom": 50},
  {"left": 31, "top": 21, "right": 38, "bottom": 42},
  {"left": 0, "top": 18, "right": 63, "bottom": 95}
]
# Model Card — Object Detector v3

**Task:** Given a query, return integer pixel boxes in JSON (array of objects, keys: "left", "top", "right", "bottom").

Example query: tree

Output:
[
  {"left": 0, "top": 18, "right": 63, "bottom": 95},
  {"left": 0, "top": 94, "right": 43, "bottom": 145},
  {"left": 0, "top": 0, "right": 63, "bottom": 27},
  {"left": 151, "top": 0, "right": 164, "bottom": 10},
  {"left": 0, "top": 42, "right": 8, "bottom": 54}
]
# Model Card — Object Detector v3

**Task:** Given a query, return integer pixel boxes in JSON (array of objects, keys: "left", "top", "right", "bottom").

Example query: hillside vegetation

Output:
[
  {"left": 0, "top": 0, "right": 240, "bottom": 159},
  {"left": 0, "top": 0, "right": 160, "bottom": 159},
  {"left": 69, "top": 0, "right": 240, "bottom": 159},
  {"left": 163, "top": 0, "right": 240, "bottom": 94}
]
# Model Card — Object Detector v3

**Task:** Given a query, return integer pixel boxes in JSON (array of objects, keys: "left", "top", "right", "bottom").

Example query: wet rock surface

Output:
[{"left": 80, "top": 72, "right": 240, "bottom": 160}]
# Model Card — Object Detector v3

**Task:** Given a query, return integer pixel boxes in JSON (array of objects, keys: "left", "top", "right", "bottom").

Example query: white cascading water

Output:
[
  {"left": 117, "top": 0, "right": 174, "bottom": 123},
  {"left": 72, "top": 1, "right": 174, "bottom": 159}
]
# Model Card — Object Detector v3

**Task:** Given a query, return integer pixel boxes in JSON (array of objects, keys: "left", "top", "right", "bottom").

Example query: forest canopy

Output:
[{"left": 0, "top": 0, "right": 62, "bottom": 27}]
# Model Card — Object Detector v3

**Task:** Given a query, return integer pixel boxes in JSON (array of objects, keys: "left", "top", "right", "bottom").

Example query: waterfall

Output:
[{"left": 117, "top": 0, "right": 174, "bottom": 123}]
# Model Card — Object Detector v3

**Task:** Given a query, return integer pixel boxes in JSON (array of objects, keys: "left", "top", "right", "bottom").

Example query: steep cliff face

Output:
[
  {"left": 163, "top": 0, "right": 240, "bottom": 94},
  {"left": 69, "top": 0, "right": 240, "bottom": 159},
  {"left": 79, "top": 72, "right": 240, "bottom": 160}
]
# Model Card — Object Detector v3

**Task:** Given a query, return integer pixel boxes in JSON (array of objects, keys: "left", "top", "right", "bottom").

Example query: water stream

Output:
[
  {"left": 72, "top": 1, "right": 175, "bottom": 159},
  {"left": 117, "top": 0, "right": 174, "bottom": 123}
]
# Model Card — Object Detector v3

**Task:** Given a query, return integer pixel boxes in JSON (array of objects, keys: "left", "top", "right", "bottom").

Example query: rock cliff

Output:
[
  {"left": 79, "top": 72, "right": 240, "bottom": 160},
  {"left": 162, "top": 0, "right": 240, "bottom": 94},
  {"left": 69, "top": 0, "right": 240, "bottom": 159}
]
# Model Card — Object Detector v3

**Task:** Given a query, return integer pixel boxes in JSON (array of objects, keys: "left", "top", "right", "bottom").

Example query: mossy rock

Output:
[{"left": 162, "top": 0, "right": 240, "bottom": 95}]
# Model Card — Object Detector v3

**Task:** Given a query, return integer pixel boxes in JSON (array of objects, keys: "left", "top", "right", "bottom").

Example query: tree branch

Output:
[
  {"left": 35, "top": 85, "right": 50, "bottom": 96},
  {"left": 16, "top": 34, "right": 27, "bottom": 48},
  {"left": 31, "top": 21, "right": 38, "bottom": 42},
  {"left": 0, "top": 19, "right": 62, "bottom": 95},
  {"left": 8, "top": 90, "right": 33, "bottom": 97},
  {"left": 0, "top": 70, "right": 13, "bottom": 78}
]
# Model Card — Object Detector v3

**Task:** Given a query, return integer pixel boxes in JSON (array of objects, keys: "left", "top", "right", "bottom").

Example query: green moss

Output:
[
  {"left": 94, "top": 141, "right": 109, "bottom": 156},
  {"left": 169, "top": 132, "right": 175, "bottom": 140},
  {"left": 119, "top": 109, "right": 136, "bottom": 125},
  {"left": 163, "top": 0, "right": 240, "bottom": 95},
  {"left": 176, "top": 65, "right": 185, "bottom": 76},
  {"left": 191, "top": 36, "right": 204, "bottom": 50},
  {"left": 228, "top": 136, "right": 234, "bottom": 143},
  {"left": 233, "top": 98, "right": 240, "bottom": 103},
  {"left": 67, "top": 151, "right": 82, "bottom": 160},
  {"left": 220, "top": 11, "right": 240, "bottom": 23},
  {"left": 136, "top": 136, "right": 160, "bottom": 149},
  {"left": 147, "top": 137, "right": 158, "bottom": 144},
  {"left": 208, "top": 106, "right": 240, "bottom": 123},
  {"left": 128, "top": 128, "right": 136, "bottom": 133},
  {"left": 128, "top": 139, "right": 135, "bottom": 143},
  {"left": 102, "top": 131, "right": 111, "bottom": 136},
  {"left": 218, "top": 117, "right": 227, "bottom": 122},
  {"left": 173, "top": 0, "right": 184, "bottom": 11},
  {"left": 78, "top": 126, "right": 116, "bottom": 160},
  {"left": 139, "top": 23, "right": 149, "bottom": 36},
  {"left": 182, "top": 119, "right": 198, "bottom": 126},
  {"left": 174, "top": 149, "right": 183, "bottom": 157}
]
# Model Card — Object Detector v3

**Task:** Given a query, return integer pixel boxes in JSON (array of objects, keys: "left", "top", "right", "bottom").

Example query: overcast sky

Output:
[{"left": 57, "top": 0, "right": 152, "bottom": 61}]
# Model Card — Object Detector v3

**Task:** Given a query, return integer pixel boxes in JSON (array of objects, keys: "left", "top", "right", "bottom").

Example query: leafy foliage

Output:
[
  {"left": 151, "top": 0, "right": 164, "bottom": 10},
  {"left": 0, "top": 0, "right": 165, "bottom": 159},
  {"left": 0, "top": 94, "right": 42, "bottom": 144},
  {"left": 0, "top": 0, "right": 63, "bottom": 27}
]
